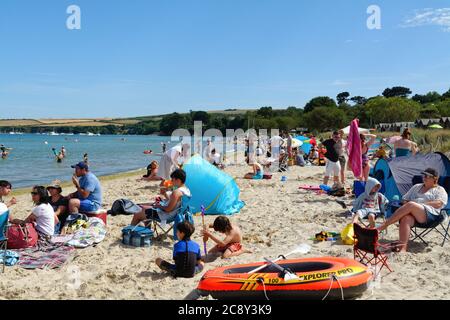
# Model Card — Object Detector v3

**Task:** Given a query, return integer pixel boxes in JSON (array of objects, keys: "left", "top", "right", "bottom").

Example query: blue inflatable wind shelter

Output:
[
  {"left": 182, "top": 155, "right": 245, "bottom": 215},
  {"left": 372, "top": 152, "right": 450, "bottom": 201}
]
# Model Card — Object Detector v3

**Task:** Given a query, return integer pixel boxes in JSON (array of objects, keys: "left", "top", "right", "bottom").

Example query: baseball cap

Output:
[
  {"left": 421, "top": 168, "right": 438, "bottom": 178},
  {"left": 71, "top": 162, "right": 89, "bottom": 170}
]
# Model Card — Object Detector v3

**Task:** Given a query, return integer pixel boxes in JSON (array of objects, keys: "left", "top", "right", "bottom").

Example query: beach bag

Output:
[
  {"left": 108, "top": 199, "right": 142, "bottom": 216},
  {"left": 7, "top": 223, "right": 38, "bottom": 249},
  {"left": 340, "top": 223, "right": 354, "bottom": 245},
  {"left": 122, "top": 226, "right": 153, "bottom": 247}
]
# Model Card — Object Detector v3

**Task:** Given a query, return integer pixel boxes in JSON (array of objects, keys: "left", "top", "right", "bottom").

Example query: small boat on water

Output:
[{"left": 197, "top": 257, "right": 372, "bottom": 300}]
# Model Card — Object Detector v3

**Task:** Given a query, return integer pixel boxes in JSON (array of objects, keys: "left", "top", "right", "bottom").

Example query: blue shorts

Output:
[
  {"left": 79, "top": 199, "right": 99, "bottom": 213},
  {"left": 416, "top": 211, "right": 443, "bottom": 228}
]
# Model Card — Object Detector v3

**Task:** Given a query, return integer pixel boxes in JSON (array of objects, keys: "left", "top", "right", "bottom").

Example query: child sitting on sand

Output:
[
  {"left": 156, "top": 220, "right": 204, "bottom": 278},
  {"left": 244, "top": 162, "right": 264, "bottom": 180},
  {"left": 201, "top": 216, "right": 250, "bottom": 258},
  {"left": 351, "top": 177, "right": 389, "bottom": 228},
  {"left": 141, "top": 161, "right": 164, "bottom": 181}
]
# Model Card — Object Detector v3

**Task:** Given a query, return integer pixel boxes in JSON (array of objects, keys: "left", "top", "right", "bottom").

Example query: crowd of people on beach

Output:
[{"left": 1, "top": 126, "right": 449, "bottom": 281}]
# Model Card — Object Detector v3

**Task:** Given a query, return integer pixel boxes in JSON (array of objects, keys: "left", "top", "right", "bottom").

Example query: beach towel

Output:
[
  {"left": 65, "top": 217, "right": 107, "bottom": 248},
  {"left": 0, "top": 250, "right": 20, "bottom": 266},
  {"left": 347, "top": 119, "right": 362, "bottom": 178},
  {"left": 15, "top": 244, "right": 75, "bottom": 269}
]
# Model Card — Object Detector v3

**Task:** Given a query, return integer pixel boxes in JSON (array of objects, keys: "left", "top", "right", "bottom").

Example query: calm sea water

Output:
[
  {"left": 0, "top": 134, "right": 173, "bottom": 189},
  {"left": 0, "top": 133, "right": 236, "bottom": 189}
]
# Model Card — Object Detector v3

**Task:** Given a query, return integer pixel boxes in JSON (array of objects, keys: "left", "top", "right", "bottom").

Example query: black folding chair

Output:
[{"left": 410, "top": 176, "right": 450, "bottom": 247}]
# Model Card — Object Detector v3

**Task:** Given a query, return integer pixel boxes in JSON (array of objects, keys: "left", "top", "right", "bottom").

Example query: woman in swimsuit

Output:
[
  {"left": 360, "top": 133, "right": 377, "bottom": 182},
  {"left": 394, "top": 128, "right": 418, "bottom": 157}
]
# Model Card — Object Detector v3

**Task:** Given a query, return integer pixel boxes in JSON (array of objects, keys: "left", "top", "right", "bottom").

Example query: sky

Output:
[{"left": 0, "top": 0, "right": 450, "bottom": 118}]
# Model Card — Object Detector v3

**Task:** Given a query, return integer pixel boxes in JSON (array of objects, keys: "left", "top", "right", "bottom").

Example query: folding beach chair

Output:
[
  {"left": 278, "top": 153, "right": 289, "bottom": 172},
  {"left": 1, "top": 210, "right": 10, "bottom": 273},
  {"left": 147, "top": 195, "right": 193, "bottom": 241},
  {"left": 353, "top": 223, "right": 393, "bottom": 278},
  {"left": 409, "top": 176, "right": 450, "bottom": 247}
]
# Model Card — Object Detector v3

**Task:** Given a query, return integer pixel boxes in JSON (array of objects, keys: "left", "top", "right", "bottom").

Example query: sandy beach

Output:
[{"left": 1, "top": 161, "right": 450, "bottom": 300}]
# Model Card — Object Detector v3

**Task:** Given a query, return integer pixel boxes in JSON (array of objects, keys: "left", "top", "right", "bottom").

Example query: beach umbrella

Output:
[
  {"left": 340, "top": 126, "right": 370, "bottom": 135},
  {"left": 284, "top": 138, "right": 303, "bottom": 148},
  {"left": 429, "top": 124, "right": 443, "bottom": 129},
  {"left": 386, "top": 136, "right": 402, "bottom": 144}
]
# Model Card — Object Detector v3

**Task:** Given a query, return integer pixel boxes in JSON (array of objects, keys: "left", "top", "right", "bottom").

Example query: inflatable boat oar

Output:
[
  {"left": 248, "top": 243, "right": 311, "bottom": 274},
  {"left": 201, "top": 205, "right": 208, "bottom": 259},
  {"left": 263, "top": 258, "right": 299, "bottom": 281}
]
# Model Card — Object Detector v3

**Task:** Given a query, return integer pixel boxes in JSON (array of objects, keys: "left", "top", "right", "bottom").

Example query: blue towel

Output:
[{"left": 0, "top": 250, "right": 20, "bottom": 266}]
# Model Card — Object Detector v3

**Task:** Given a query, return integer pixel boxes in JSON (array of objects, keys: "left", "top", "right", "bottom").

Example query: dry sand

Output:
[{"left": 1, "top": 163, "right": 450, "bottom": 300}]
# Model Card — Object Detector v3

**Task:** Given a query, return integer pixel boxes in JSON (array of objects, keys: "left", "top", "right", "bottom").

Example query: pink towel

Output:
[{"left": 347, "top": 119, "right": 362, "bottom": 178}]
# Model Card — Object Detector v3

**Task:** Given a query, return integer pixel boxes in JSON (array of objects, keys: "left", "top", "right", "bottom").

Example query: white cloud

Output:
[
  {"left": 331, "top": 80, "right": 351, "bottom": 86},
  {"left": 401, "top": 8, "right": 450, "bottom": 32}
]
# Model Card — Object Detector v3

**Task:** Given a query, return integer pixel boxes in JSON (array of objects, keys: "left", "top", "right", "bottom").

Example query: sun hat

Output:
[{"left": 47, "top": 180, "right": 62, "bottom": 192}]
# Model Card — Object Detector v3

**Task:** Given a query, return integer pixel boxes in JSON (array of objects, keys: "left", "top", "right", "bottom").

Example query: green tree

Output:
[
  {"left": 337, "top": 92, "right": 350, "bottom": 105},
  {"left": 419, "top": 104, "right": 441, "bottom": 118},
  {"left": 350, "top": 96, "right": 368, "bottom": 105},
  {"left": 304, "top": 107, "right": 347, "bottom": 132},
  {"left": 382, "top": 86, "right": 412, "bottom": 98},
  {"left": 159, "top": 113, "right": 189, "bottom": 135},
  {"left": 436, "top": 99, "right": 450, "bottom": 117},
  {"left": 256, "top": 106, "right": 273, "bottom": 118},
  {"left": 412, "top": 91, "right": 442, "bottom": 104},
  {"left": 190, "top": 111, "right": 210, "bottom": 124},
  {"left": 304, "top": 96, "right": 337, "bottom": 113},
  {"left": 366, "top": 97, "right": 420, "bottom": 124},
  {"left": 442, "top": 88, "right": 450, "bottom": 100}
]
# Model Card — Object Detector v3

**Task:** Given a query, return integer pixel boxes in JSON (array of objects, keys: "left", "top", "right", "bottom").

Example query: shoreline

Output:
[{"left": 11, "top": 167, "right": 147, "bottom": 195}]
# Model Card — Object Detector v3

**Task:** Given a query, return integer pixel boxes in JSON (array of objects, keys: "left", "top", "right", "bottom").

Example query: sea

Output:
[{"left": 0, "top": 133, "right": 235, "bottom": 189}]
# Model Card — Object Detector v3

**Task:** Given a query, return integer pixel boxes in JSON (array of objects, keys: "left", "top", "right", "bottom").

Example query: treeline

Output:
[
  {"left": 153, "top": 86, "right": 450, "bottom": 135},
  {"left": 3, "top": 86, "right": 450, "bottom": 136}
]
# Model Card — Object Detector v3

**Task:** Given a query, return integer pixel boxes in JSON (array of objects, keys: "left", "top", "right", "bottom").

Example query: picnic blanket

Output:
[
  {"left": 0, "top": 250, "right": 20, "bottom": 266},
  {"left": 15, "top": 244, "right": 75, "bottom": 269},
  {"left": 52, "top": 217, "right": 107, "bottom": 248}
]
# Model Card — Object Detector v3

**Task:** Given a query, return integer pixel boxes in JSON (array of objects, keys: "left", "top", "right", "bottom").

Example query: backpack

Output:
[
  {"left": 108, "top": 199, "right": 142, "bottom": 216},
  {"left": 7, "top": 223, "right": 38, "bottom": 249}
]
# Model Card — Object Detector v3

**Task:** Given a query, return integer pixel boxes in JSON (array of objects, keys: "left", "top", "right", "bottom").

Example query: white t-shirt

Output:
[
  {"left": 168, "top": 145, "right": 182, "bottom": 160},
  {"left": 403, "top": 184, "right": 448, "bottom": 216},
  {"left": 270, "top": 136, "right": 283, "bottom": 146},
  {"left": 0, "top": 202, "right": 8, "bottom": 215},
  {"left": 32, "top": 203, "right": 55, "bottom": 236}
]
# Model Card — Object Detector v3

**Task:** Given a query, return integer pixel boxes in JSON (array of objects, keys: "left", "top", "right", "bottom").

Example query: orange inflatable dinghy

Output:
[{"left": 197, "top": 257, "right": 372, "bottom": 300}]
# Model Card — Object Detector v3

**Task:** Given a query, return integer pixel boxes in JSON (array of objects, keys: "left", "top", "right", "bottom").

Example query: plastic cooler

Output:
[{"left": 85, "top": 209, "right": 108, "bottom": 225}]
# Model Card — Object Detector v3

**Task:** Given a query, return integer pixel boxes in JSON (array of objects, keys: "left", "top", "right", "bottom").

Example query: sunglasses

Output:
[{"left": 30, "top": 192, "right": 38, "bottom": 195}]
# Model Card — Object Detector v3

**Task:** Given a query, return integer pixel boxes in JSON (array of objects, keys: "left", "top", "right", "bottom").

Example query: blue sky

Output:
[{"left": 0, "top": 0, "right": 449, "bottom": 118}]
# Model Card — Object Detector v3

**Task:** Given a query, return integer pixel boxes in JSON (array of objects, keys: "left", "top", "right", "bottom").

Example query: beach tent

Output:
[
  {"left": 372, "top": 152, "right": 450, "bottom": 201},
  {"left": 341, "top": 126, "right": 370, "bottom": 135},
  {"left": 296, "top": 136, "right": 312, "bottom": 155},
  {"left": 182, "top": 155, "right": 245, "bottom": 215}
]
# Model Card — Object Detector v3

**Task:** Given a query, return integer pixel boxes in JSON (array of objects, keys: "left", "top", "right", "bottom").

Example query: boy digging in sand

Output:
[{"left": 201, "top": 216, "right": 251, "bottom": 258}]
